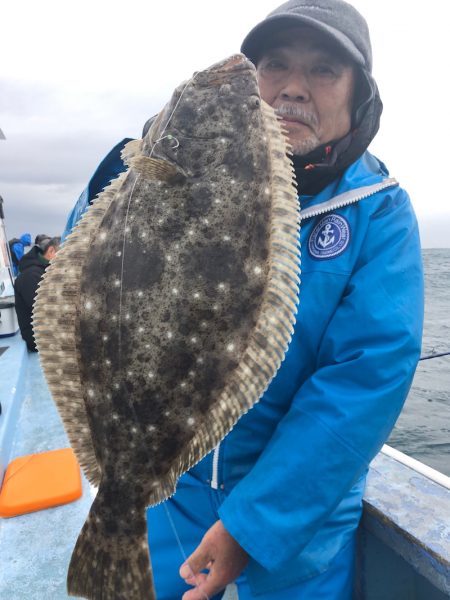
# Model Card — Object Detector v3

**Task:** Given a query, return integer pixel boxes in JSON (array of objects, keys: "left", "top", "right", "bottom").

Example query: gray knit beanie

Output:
[{"left": 241, "top": 0, "right": 372, "bottom": 72}]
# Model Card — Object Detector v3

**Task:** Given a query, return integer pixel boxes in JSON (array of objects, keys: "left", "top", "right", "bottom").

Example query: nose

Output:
[{"left": 280, "top": 70, "right": 310, "bottom": 103}]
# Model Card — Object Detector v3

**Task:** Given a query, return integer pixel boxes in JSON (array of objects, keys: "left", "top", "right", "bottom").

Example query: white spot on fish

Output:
[
  {"left": 112, "top": 413, "right": 119, "bottom": 420},
  {"left": 196, "top": 357, "right": 204, "bottom": 364},
  {"left": 167, "top": 255, "right": 172, "bottom": 262},
  {"left": 214, "top": 198, "right": 221, "bottom": 204},
  {"left": 127, "top": 370, "right": 133, "bottom": 377},
  {"left": 138, "top": 290, "right": 143, "bottom": 297},
  {"left": 265, "top": 187, "right": 270, "bottom": 195},
  {"left": 114, "top": 279, "right": 121, "bottom": 287},
  {"left": 227, "top": 343, "right": 235, "bottom": 352},
  {"left": 167, "top": 331, "right": 173, "bottom": 339},
  {"left": 188, "top": 230, "right": 194, "bottom": 236},
  {"left": 203, "top": 218, "right": 209, "bottom": 225},
  {"left": 164, "top": 410, "right": 170, "bottom": 417},
  {"left": 158, "top": 218, "right": 163, "bottom": 224},
  {"left": 125, "top": 226, "right": 131, "bottom": 233},
  {"left": 87, "top": 389, "right": 95, "bottom": 397},
  {"left": 125, "top": 313, "right": 130, "bottom": 320},
  {"left": 131, "top": 427, "right": 137, "bottom": 433},
  {"left": 117, "top": 251, "right": 122, "bottom": 257},
  {"left": 147, "top": 425, "right": 155, "bottom": 432},
  {"left": 103, "top": 335, "right": 108, "bottom": 341},
  {"left": 187, "top": 417, "right": 195, "bottom": 426},
  {"left": 84, "top": 300, "right": 93, "bottom": 310},
  {"left": 105, "top": 359, "right": 111, "bottom": 366},
  {"left": 221, "top": 138, "right": 226, "bottom": 144},
  {"left": 100, "top": 232, "right": 107, "bottom": 240},
  {"left": 193, "top": 292, "right": 200, "bottom": 299},
  {"left": 223, "top": 235, "right": 231, "bottom": 242},
  {"left": 254, "top": 266, "right": 262, "bottom": 275},
  {"left": 180, "top": 382, "right": 187, "bottom": 388},
  {"left": 148, "top": 372, "right": 155, "bottom": 379},
  {"left": 141, "top": 231, "right": 147, "bottom": 238},
  {"left": 190, "top": 337, "right": 197, "bottom": 344},
  {"left": 172, "top": 288, "right": 178, "bottom": 295},
  {"left": 218, "top": 283, "right": 226, "bottom": 290},
  {"left": 138, "top": 326, "right": 144, "bottom": 333}
]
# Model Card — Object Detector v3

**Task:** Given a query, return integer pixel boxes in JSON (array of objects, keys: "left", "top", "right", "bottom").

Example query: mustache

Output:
[{"left": 274, "top": 104, "right": 319, "bottom": 130}]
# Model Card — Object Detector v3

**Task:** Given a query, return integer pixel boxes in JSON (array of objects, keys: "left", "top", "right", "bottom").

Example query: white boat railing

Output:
[{"left": 381, "top": 444, "right": 450, "bottom": 491}]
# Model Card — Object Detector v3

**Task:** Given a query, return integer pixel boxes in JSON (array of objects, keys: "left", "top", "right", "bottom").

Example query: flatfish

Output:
[{"left": 33, "top": 53, "right": 300, "bottom": 599}]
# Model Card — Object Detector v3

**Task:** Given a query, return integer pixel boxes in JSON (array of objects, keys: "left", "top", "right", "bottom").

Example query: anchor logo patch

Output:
[{"left": 309, "top": 214, "right": 350, "bottom": 260}]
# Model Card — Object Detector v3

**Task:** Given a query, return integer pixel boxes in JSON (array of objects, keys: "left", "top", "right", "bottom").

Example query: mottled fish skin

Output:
[{"left": 33, "top": 54, "right": 300, "bottom": 600}]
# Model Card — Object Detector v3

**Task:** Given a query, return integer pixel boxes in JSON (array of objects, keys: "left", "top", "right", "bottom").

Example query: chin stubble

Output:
[{"left": 274, "top": 104, "right": 321, "bottom": 156}]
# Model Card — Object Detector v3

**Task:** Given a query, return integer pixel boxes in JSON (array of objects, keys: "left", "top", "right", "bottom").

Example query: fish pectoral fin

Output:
[{"left": 130, "top": 156, "right": 182, "bottom": 182}]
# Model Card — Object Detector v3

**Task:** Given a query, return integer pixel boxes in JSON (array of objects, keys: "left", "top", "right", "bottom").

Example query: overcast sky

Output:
[{"left": 1, "top": 0, "right": 449, "bottom": 247}]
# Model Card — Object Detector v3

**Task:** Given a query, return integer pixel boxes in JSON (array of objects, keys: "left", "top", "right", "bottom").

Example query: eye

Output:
[
  {"left": 312, "top": 64, "right": 336, "bottom": 77},
  {"left": 260, "top": 57, "right": 286, "bottom": 71}
]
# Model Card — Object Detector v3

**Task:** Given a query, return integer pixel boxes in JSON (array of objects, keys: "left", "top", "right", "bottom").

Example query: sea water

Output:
[{"left": 388, "top": 248, "right": 450, "bottom": 476}]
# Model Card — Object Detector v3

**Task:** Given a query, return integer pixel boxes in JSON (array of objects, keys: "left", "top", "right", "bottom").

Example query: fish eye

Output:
[{"left": 248, "top": 95, "right": 261, "bottom": 109}]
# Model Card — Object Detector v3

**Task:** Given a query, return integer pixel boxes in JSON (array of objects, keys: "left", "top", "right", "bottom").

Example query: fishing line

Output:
[
  {"left": 115, "top": 70, "right": 212, "bottom": 598},
  {"left": 118, "top": 71, "right": 200, "bottom": 350},
  {"left": 163, "top": 502, "right": 210, "bottom": 600}
]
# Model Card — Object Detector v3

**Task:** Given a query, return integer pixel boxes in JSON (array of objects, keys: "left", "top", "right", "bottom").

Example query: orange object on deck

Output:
[{"left": 0, "top": 448, "right": 82, "bottom": 518}]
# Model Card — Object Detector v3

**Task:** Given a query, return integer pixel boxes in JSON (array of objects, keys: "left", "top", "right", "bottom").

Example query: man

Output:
[
  {"left": 14, "top": 236, "right": 60, "bottom": 351},
  {"left": 62, "top": 1, "right": 423, "bottom": 598},
  {"left": 17, "top": 234, "right": 50, "bottom": 273}
]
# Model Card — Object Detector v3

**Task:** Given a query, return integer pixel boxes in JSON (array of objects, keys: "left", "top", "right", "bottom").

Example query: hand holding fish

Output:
[{"left": 180, "top": 520, "right": 249, "bottom": 599}]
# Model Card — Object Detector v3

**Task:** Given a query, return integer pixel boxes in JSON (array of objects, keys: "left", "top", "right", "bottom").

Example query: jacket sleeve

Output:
[
  {"left": 61, "top": 139, "right": 132, "bottom": 241},
  {"left": 219, "top": 189, "right": 424, "bottom": 571}
]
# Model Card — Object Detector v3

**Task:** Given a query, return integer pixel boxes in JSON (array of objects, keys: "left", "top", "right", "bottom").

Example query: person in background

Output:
[
  {"left": 14, "top": 236, "right": 60, "bottom": 352},
  {"left": 8, "top": 233, "right": 31, "bottom": 276},
  {"left": 17, "top": 233, "right": 50, "bottom": 274},
  {"left": 62, "top": 0, "right": 424, "bottom": 598}
]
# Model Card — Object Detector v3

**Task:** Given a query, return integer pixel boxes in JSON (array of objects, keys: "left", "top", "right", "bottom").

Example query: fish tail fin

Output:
[{"left": 67, "top": 489, "right": 155, "bottom": 599}]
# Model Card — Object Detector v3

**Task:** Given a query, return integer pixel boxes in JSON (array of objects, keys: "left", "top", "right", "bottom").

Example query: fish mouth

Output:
[
  {"left": 212, "top": 53, "right": 255, "bottom": 72},
  {"left": 195, "top": 53, "right": 256, "bottom": 80}
]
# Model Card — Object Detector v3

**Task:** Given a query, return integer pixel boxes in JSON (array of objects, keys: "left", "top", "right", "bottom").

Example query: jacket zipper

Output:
[
  {"left": 211, "top": 445, "right": 220, "bottom": 490},
  {"left": 299, "top": 178, "right": 398, "bottom": 221},
  {"left": 209, "top": 179, "right": 398, "bottom": 490}
]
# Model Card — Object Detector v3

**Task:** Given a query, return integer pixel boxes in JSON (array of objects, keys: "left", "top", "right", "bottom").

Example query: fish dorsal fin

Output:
[{"left": 129, "top": 156, "right": 180, "bottom": 182}]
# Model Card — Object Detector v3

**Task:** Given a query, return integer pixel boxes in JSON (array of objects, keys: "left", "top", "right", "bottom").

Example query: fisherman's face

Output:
[{"left": 256, "top": 27, "right": 355, "bottom": 155}]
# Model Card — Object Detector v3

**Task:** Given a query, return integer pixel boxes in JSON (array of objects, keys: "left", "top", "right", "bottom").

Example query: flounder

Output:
[{"left": 33, "top": 54, "right": 300, "bottom": 599}]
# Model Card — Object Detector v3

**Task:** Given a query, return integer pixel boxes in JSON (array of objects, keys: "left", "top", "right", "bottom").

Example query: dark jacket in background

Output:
[{"left": 14, "top": 248, "right": 48, "bottom": 351}]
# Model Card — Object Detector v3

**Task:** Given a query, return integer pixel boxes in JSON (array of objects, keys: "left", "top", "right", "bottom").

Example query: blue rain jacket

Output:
[{"left": 63, "top": 143, "right": 424, "bottom": 595}]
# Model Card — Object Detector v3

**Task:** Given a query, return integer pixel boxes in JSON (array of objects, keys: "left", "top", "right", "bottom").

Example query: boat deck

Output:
[{"left": 0, "top": 337, "right": 92, "bottom": 599}]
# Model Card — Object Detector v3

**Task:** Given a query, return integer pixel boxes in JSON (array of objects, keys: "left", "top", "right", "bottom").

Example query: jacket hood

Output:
[{"left": 20, "top": 233, "right": 32, "bottom": 246}]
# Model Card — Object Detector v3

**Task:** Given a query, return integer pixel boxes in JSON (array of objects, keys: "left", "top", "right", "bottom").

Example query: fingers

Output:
[{"left": 179, "top": 520, "right": 249, "bottom": 600}]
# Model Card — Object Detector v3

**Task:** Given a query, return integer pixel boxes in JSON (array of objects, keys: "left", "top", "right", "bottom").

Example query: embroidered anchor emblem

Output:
[{"left": 318, "top": 224, "right": 335, "bottom": 248}]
